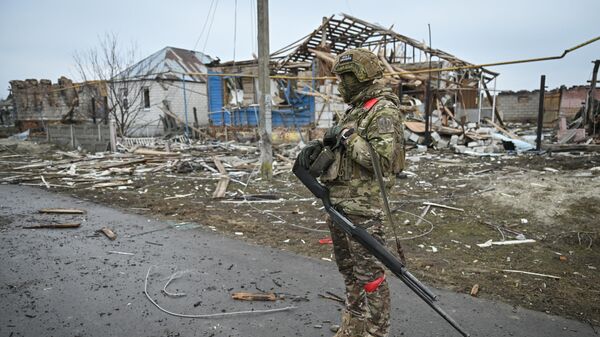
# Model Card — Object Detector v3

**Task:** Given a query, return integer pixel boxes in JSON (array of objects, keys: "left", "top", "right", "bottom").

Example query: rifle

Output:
[{"left": 293, "top": 161, "right": 470, "bottom": 337}]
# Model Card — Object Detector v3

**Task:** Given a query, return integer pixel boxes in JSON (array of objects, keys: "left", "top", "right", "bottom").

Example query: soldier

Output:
[{"left": 298, "top": 48, "right": 405, "bottom": 337}]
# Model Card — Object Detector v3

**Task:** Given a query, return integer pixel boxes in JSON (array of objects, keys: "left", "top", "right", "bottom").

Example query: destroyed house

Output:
[
  {"left": 9, "top": 77, "right": 107, "bottom": 131},
  {"left": 110, "top": 46, "right": 215, "bottom": 136},
  {"left": 206, "top": 59, "right": 314, "bottom": 129},
  {"left": 487, "top": 86, "right": 600, "bottom": 125},
  {"left": 206, "top": 13, "right": 498, "bottom": 130}
]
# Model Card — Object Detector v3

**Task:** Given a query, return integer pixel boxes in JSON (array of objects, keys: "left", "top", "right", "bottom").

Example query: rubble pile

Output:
[{"left": 0, "top": 138, "right": 298, "bottom": 195}]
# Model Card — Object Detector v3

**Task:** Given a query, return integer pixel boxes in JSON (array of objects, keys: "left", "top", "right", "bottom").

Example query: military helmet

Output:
[{"left": 332, "top": 48, "right": 383, "bottom": 82}]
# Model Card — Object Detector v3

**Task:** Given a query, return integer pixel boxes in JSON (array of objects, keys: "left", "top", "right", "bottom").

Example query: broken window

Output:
[
  {"left": 143, "top": 87, "right": 150, "bottom": 108},
  {"left": 119, "top": 87, "right": 129, "bottom": 110}
]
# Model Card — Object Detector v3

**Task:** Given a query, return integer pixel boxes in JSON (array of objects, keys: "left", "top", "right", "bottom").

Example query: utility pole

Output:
[
  {"left": 257, "top": 0, "right": 273, "bottom": 179},
  {"left": 535, "top": 75, "right": 546, "bottom": 151}
]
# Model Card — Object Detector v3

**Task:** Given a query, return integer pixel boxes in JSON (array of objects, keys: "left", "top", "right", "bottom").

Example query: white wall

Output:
[{"left": 110, "top": 80, "right": 208, "bottom": 137}]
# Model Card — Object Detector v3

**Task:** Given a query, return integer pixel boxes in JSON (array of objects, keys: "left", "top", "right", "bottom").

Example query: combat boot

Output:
[{"left": 333, "top": 310, "right": 367, "bottom": 337}]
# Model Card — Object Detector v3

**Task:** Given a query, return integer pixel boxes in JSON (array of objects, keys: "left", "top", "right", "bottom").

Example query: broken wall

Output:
[
  {"left": 9, "top": 77, "right": 106, "bottom": 129},
  {"left": 494, "top": 91, "right": 540, "bottom": 123}
]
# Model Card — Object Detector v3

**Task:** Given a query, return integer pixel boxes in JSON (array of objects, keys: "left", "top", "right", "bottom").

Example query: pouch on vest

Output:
[
  {"left": 319, "top": 149, "right": 342, "bottom": 181},
  {"left": 308, "top": 147, "right": 335, "bottom": 177}
]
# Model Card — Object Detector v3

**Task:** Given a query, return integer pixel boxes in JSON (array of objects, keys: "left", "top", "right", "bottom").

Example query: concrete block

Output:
[
  {"left": 436, "top": 139, "right": 449, "bottom": 149},
  {"left": 409, "top": 132, "right": 420, "bottom": 143},
  {"left": 453, "top": 145, "right": 467, "bottom": 154},
  {"left": 467, "top": 141, "right": 479, "bottom": 148},
  {"left": 404, "top": 130, "right": 412, "bottom": 141},
  {"left": 416, "top": 145, "right": 427, "bottom": 153},
  {"left": 450, "top": 135, "right": 459, "bottom": 146},
  {"left": 476, "top": 127, "right": 493, "bottom": 134},
  {"left": 430, "top": 131, "right": 441, "bottom": 142}
]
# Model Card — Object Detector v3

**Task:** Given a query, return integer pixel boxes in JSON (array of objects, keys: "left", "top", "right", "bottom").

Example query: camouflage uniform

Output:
[{"left": 322, "top": 49, "right": 405, "bottom": 337}]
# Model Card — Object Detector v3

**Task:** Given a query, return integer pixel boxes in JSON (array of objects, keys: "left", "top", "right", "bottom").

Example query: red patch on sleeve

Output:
[
  {"left": 364, "top": 274, "right": 386, "bottom": 293},
  {"left": 363, "top": 98, "right": 379, "bottom": 111}
]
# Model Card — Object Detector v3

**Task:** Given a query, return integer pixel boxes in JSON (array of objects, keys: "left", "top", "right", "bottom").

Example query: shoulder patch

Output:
[{"left": 377, "top": 116, "right": 395, "bottom": 134}]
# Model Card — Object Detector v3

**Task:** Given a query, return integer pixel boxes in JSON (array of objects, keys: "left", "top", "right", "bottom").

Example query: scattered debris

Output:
[
  {"left": 422, "top": 202, "right": 464, "bottom": 212},
  {"left": 477, "top": 239, "right": 536, "bottom": 248},
  {"left": 107, "top": 250, "right": 134, "bottom": 256},
  {"left": 502, "top": 269, "right": 561, "bottom": 280},
  {"left": 144, "top": 266, "right": 296, "bottom": 318},
  {"left": 470, "top": 284, "right": 480, "bottom": 297},
  {"left": 318, "top": 292, "right": 344, "bottom": 303}
]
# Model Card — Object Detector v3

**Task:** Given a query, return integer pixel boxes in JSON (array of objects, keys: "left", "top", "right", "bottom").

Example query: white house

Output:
[{"left": 111, "top": 46, "right": 215, "bottom": 137}]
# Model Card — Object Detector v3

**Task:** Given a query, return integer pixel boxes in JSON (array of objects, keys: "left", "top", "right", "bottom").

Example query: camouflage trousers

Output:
[{"left": 328, "top": 214, "right": 390, "bottom": 337}]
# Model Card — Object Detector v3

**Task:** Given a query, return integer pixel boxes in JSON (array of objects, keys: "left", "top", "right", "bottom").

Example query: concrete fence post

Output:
[
  {"left": 109, "top": 120, "right": 117, "bottom": 152},
  {"left": 70, "top": 125, "right": 74, "bottom": 149}
]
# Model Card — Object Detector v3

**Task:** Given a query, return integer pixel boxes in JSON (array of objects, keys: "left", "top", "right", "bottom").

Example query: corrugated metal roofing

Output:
[{"left": 116, "top": 46, "right": 214, "bottom": 83}]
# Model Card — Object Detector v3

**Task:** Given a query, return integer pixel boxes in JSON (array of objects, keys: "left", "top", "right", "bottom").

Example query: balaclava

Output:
[{"left": 338, "top": 72, "right": 373, "bottom": 104}]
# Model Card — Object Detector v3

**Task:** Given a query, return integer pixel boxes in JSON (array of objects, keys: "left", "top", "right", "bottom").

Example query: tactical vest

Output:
[{"left": 321, "top": 97, "right": 405, "bottom": 182}]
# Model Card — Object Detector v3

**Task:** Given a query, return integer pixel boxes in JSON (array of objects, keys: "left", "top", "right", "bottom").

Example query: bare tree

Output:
[{"left": 74, "top": 33, "right": 154, "bottom": 136}]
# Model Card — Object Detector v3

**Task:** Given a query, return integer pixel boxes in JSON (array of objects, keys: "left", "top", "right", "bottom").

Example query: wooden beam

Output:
[{"left": 39, "top": 208, "right": 85, "bottom": 215}]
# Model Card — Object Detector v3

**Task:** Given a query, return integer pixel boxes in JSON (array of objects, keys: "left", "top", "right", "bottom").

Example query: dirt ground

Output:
[{"left": 2, "top": 139, "right": 599, "bottom": 327}]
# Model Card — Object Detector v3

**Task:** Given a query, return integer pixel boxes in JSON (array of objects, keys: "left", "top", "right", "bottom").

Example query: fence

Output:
[{"left": 46, "top": 123, "right": 115, "bottom": 153}]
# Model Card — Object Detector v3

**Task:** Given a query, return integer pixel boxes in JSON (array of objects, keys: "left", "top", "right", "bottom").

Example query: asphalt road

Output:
[{"left": 0, "top": 185, "right": 596, "bottom": 337}]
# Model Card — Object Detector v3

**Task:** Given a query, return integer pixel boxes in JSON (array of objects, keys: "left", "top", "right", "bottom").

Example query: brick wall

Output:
[
  {"left": 10, "top": 77, "right": 105, "bottom": 125},
  {"left": 490, "top": 91, "right": 540, "bottom": 123}
]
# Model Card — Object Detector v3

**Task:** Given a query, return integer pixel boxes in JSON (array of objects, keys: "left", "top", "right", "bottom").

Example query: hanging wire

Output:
[
  {"left": 249, "top": 0, "right": 257, "bottom": 55},
  {"left": 201, "top": 0, "right": 220, "bottom": 55},
  {"left": 233, "top": 0, "right": 238, "bottom": 63},
  {"left": 192, "top": 0, "right": 216, "bottom": 51}
]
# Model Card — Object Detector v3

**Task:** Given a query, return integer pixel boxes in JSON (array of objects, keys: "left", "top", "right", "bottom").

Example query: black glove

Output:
[
  {"left": 297, "top": 140, "right": 323, "bottom": 168},
  {"left": 323, "top": 125, "right": 343, "bottom": 148},
  {"left": 323, "top": 126, "right": 355, "bottom": 149}
]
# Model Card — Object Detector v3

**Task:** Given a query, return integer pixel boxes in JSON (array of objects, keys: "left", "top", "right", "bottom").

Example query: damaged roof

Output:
[
  {"left": 116, "top": 46, "right": 215, "bottom": 83},
  {"left": 273, "top": 13, "right": 496, "bottom": 78}
]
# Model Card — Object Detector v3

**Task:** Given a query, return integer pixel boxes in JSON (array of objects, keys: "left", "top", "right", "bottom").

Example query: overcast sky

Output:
[{"left": 1, "top": 0, "right": 599, "bottom": 99}]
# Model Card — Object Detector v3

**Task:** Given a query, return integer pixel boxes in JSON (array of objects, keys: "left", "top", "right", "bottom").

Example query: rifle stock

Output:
[{"left": 293, "top": 161, "right": 469, "bottom": 337}]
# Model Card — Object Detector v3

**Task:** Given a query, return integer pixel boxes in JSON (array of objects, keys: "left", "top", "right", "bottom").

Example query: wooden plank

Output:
[
  {"left": 422, "top": 202, "right": 464, "bottom": 212},
  {"left": 404, "top": 121, "right": 426, "bottom": 133},
  {"left": 23, "top": 223, "right": 81, "bottom": 229},
  {"left": 502, "top": 269, "right": 560, "bottom": 280},
  {"left": 39, "top": 208, "right": 85, "bottom": 215},
  {"left": 212, "top": 177, "right": 230, "bottom": 199},
  {"left": 231, "top": 292, "right": 277, "bottom": 301},
  {"left": 212, "top": 156, "right": 227, "bottom": 175},
  {"left": 212, "top": 156, "right": 230, "bottom": 199},
  {"left": 99, "top": 227, "right": 117, "bottom": 240}
]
